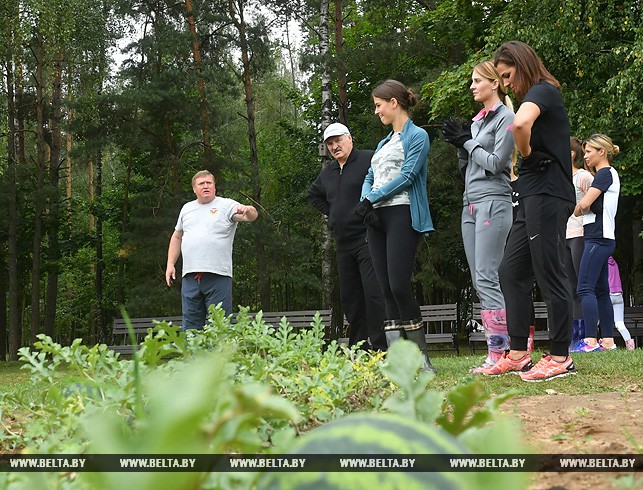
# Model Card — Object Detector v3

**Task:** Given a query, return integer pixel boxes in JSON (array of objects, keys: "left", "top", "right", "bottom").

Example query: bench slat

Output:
[
  {"left": 419, "top": 304, "right": 458, "bottom": 354},
  {"left": 109, "top": 310, "right": 333, "bottom": 354}
]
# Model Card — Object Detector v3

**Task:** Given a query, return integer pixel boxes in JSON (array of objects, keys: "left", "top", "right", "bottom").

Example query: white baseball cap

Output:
[{"left": 323, "top": 123, "right": 350, "bottom": 142}]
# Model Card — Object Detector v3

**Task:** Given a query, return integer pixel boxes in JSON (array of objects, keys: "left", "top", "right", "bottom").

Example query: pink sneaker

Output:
[
  {"left": 470, "top": 356, "right": 496, "bottom": 374},
  {"left": 479, "top": 352, "right": 534, "bottom": 376},
  {"left": 625, "top": 339, "right": 635, "bottom": 351},
  {"left": 570, "top": 339, "right": 600, "bottom": 353},
  {"left": 519, "top": 354, "right": 577, "bottom": 382}
]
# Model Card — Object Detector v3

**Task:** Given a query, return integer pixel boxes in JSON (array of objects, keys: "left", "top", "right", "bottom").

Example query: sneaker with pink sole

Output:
[
  {"left": 624, "top": 339, "right": 635, "bottom": 351},
  {"left": 519, "top": 354, "right": 577, "bottom": 382},
  {"left": 479, "top": 352, "right": 534, "bottom": 376}
]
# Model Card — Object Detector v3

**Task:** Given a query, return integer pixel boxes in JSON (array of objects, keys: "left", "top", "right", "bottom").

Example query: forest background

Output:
[{"left": 0, "top": 0, "right": 641, "bottom": 360}]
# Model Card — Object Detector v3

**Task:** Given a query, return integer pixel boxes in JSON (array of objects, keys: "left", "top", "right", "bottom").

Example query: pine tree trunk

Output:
[
  {"left": 230, "top": 0, "right": 270, "bottom": 310},
  {"left": 44, "top": 52, "right": 64, "bottom": 339},
  {"left": 117, "top": 152, "right": 132, "bottom": 306},
  {"left": 5, "top": 6, "right": 20, "bottom": 360},
  {"left": 94, "top": 151, "right": 105, "bottom": 344},
  {"left": 185, "top": 0, "right": 210, "bottom": 146},
  {"left": 30, "top": 38, "right": 47, "bottom": 345}
]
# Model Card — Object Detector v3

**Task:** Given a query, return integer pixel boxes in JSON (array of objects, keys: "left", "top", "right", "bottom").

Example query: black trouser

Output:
[
  {"left": 499, "top": 195, "right": 574, "bottom": 357},
  {"left": 336, "top": 242, "right": 387, "bottom": 350},
  {"left": 367, "top": 205, "right": 421, "bottom": 322}
]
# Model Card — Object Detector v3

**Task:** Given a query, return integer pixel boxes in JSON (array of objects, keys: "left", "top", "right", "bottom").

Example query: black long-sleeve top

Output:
[{"left": 307, "top": 148, "right": 374, "bottom": 250}]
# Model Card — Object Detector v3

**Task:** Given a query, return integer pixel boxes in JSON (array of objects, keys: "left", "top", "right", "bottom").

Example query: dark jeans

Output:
[
  {"left": 577, "top": 238, "right": 616, "bottom": 339},
  {"left": 565, "top": 236, "right": 585, "bottom": 319},
  {"left": 367, "top": 205, "right": 421, "bottom": 322},
  {"left": 181, "top": 272, "right": 232, "bottom": 330},
  {"left": 336, "top": 242, "right": 387, "bottom": 350},
  {"left": 499, "top": 195, "right": 574, "bottom": 357}
]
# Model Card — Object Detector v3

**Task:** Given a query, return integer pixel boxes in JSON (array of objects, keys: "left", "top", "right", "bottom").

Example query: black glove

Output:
[
  {"left": 354, "top": 199, "right": 380, "bottom": 228},
  {"left": 442, "top": 118, "right": 472, "bottom": 149},
  {"left": 519, "top": 150, "right": 554, "bottom": 173}
]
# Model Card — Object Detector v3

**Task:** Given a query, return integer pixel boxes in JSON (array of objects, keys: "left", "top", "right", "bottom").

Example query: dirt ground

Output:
[{"left": 502, "top": 390, "right": 643, "bottom": 490}]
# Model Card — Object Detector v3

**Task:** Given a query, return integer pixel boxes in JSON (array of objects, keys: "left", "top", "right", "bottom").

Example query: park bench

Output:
[
  {"left": 419, "top": 303, "right": 459, "bottom": 354},
  {"left": 468, "top": 302, "right": 549, "bottom": 354},
  {"left": 623, "top": 306, "right": 643, "bottom": 348},
  {"left": 109, "top": 316, "right": 183, "bottom": 355},
  {"left": 109, "top": 309, "right": 333, "bottom": 355},
  {"left": 338, "top": 304, "right": 458, "bottom": 352}
]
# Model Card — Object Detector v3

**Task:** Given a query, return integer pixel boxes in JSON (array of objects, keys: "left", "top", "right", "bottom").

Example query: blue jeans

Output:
[
  {"left": 577, "top": 238, "right": 615, "bottom": 339},
  {"left": 181, "top": 272, "right": 232, "bottom": 330}
]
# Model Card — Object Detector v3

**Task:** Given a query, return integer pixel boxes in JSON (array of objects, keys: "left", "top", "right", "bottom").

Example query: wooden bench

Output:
[
  {"left": 624, "top": 306, "right": 643, "bottom": 348},
  {"left": 468, "top": 302, "right": 549, "bottom": 353},
  {"left": 419, "top": 303, "right": 459, "bottom": 354},
  {"left": 109, "top": 316, "right": 183, "bottom": 355},
  {"left": 261, "top": 309, "right": 349, "bottom": 344},
  {"left": 257, "top": 309, "right": 332, "bottom": 329},
  {"left": 109, "top": 310, "right": 333, "bottom": 355}
]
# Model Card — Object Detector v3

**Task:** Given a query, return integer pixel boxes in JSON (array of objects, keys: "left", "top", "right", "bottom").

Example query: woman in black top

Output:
[{"left": 481, "top": 41, "right": 577, "bottom": 381}]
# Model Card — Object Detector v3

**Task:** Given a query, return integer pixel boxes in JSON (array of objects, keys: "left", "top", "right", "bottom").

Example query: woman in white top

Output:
[
  {"left": 572, "top": 134, "right": 621, "bottom": 352},
  {"left": 357, "top": 79, "right": 435, "bottom": 372},
  {"left": 564, "top": 137, "right": 594, "bottom": 349}
]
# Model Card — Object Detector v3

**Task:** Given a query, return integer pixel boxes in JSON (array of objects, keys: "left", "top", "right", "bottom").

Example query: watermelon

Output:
[{"left": 256, "top": 413, "right": 471, "bottom": 490}]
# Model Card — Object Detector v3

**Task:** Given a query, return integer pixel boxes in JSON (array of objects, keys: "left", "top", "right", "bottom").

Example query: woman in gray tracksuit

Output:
[{"left": 442, "top": 60, "right": 515, "bottom": 373}]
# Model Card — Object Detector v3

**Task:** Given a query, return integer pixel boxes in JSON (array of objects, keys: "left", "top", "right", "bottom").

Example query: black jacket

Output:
[{"left": 307, "top": 148, "right": 374, "bottom": 250}]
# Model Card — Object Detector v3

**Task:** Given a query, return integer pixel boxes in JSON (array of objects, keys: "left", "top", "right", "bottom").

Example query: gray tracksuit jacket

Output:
[{"left": 457, "top": 102, "right": 515, "bottom": 205}]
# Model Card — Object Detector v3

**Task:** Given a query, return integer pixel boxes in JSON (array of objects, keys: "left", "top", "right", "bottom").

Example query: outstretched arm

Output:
[{"left": 233, "top": 204, "right": 258, "bottom": 222}]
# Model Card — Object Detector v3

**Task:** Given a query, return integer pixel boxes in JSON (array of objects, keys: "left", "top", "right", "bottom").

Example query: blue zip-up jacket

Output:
[{"left": 361, "top": 118, "right": 434, "bottom": 234}]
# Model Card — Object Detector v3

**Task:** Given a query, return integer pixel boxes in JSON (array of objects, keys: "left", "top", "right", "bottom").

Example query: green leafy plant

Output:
[{"left": 1, "top": 307, "right": 533, "bottom": 490}]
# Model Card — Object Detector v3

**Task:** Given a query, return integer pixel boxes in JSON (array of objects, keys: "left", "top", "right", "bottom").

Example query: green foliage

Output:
[
  {"left": 137, "top": 307, "right": 392, "bottom": 430},
  {"left": 1, "top": 308, "right": 390, "bottom": 456},
  {"left": 3, "top": 0, "right": 643, "bottom": 361},
  {"left": 0, "top": 307, "right": 532, "bottom": 490}
]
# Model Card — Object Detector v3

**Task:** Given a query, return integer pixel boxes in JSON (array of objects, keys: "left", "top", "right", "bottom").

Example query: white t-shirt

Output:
[
  {"left": 371, "top": 132, "right": 410, "bottom": 208},
  {"left": 582, "top": 166, "right": 620, "bottom": 240},
  {"left": 566, "top": 169, "right": 593, "bottom": 239},
  {"left": 175, "top": 196, "right": 240, "bottom": 277}
]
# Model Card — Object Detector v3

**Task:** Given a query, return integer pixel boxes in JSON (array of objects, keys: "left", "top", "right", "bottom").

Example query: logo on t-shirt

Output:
[{"left": 210, "top": 208, "right": 219, "bottom": 215}]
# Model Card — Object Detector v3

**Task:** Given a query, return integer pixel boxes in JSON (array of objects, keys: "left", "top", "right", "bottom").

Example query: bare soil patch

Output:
[{"left": 502, "top": 391, "right": 643, "bottom": 490}]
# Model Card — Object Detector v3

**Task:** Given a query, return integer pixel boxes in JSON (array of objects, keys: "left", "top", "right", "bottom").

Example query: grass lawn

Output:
[
  {"left": 416, "top": 347, "right": 642, "bottom": 395},
  {"left": 0, "top": 362, "right": 50, "bottom": 404},
  {"left": 1, "top": 347, "right": 640, "bottom": 399}
]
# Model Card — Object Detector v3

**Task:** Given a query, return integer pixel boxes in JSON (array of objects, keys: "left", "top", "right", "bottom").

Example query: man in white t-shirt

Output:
[{"left": 165, "top": 170, "right": 258, "bottom": 329}]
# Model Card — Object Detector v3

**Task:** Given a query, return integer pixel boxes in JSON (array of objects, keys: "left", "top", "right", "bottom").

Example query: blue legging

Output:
[
  {"left": 577, "top": 238, "right": 615, "bottom": 339},
  {"left": 366, "top": 205, "right": 421, "bottom": 321}
]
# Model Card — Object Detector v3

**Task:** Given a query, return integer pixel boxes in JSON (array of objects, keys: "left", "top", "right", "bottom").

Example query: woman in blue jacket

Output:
[{"left": 356, "top": 79, "right": 435, "bottom": 372}]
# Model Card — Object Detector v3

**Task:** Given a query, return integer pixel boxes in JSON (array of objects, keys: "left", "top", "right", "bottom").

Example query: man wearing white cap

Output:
[{"left": 308, "top": 123, "right": 386, "bottom": 350}]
